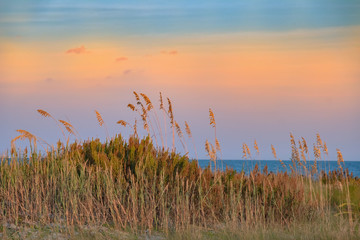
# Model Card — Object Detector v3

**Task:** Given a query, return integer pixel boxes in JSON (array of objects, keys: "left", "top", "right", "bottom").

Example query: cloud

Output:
[
  {"left": 45, "top": 77, "right": 53, "bottom": 83},
  {"left": 65, "top": 46, "right": 89, "bottom": 54},
  {"left": 115, "top": 57, "right": 128, "bottom": 62},
  {"left": 123, "top": 69, "right": 132, "bottom": 75},
  {"left": 161, "top": 50, "right": 178, "bottom": 55}
]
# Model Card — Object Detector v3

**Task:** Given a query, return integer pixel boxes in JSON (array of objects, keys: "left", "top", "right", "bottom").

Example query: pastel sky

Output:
[{"left": 1, "top": 0, "right": 359, "bottom": 161}]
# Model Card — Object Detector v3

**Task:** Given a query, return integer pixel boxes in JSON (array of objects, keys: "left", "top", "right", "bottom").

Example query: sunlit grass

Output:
[{"left": 1, "top": 92, "right": 359, "bottom": 239}]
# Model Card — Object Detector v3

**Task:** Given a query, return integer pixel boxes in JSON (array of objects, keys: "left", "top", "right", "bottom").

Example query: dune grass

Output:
[{"left": 1, "top": 92, "right": 359, "bottom": 239}]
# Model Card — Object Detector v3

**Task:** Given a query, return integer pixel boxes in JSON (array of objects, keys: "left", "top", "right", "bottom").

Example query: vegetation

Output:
[{"left": 1, "top": 92, "right": 359, "bottom": 239}]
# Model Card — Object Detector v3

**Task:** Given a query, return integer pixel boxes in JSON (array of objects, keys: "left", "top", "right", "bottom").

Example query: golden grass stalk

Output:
[
  {"left": 160, "top": 92, "right": 167, "bottom": 149},
  {"left": 254, "top": 140, "right": 260, "bottom": 156},
  {"left": 209, "top": 108, "right": 216, "bottom": 128},
  {"left": 95, "top": 110, "right": 104, "bottom": 126},
  {"left": 167, "top": 97, "right": 174, "bottom": 125},
  {"left": 95, "top": 110, "right": 110, "bottom": 140},
  {"left": 316, "top": 133, "right": 323, "bottom": 148},
  {"left": 205, "top": 139, "right": 210, "bottom": 155},
  {"left": 142, "top": 93, "right": 164, "bottom": 147},
  {"left": 185, "top": 121, "right": 198, "bottom": 160},
  {"left": 59, "top": 120, "right": 75, "bottom": 136},
  {"left": 271, "top": 144, "right": 277, "bottom": 159},
  {"left": 133, "top": 119, "right": 138, "bottom": 137},
  {"left": 205, "top": 139, "right": 216, "bottom": 169},
  {"left": 37, "top": 109, "right": 51, "bottom": 118},
  {"left": 209, "top": 108, "right": 218, "bottom": 159},
  {"left": 11, "top": 129, "right": 37, "bottom": 151},
  {"left": 127, "top": 104, "right": 136, "bottom": 112},
  {"left": 336, "top": 148, "right": 353, "bottom": 226},
  {"left": 11, "top": 129, "right": 50, "bottom": 153},
  {"left": 215, "top": 138, "right": 221, "bottom": 152},
  {"left": 245, "top": 143, "right": 251, "bottom": 158},
  {"left": 313, "top": 144, "right": 321, "bottom": 160},
  {"left": 140, "top": 93, "right": 153, "bottom": 111},
  {"left": 37, "top": 109, "right": 66, "bottom": 140},
  {"left": 323, "top": 142, "right": 328, "bottom": 156},
  {"left": 185, "top": 121, "right": 192, "bottom": 138},
  {"left": 175, "top": 121, "right": 187, "bottom": 153},
  {"left": 337, "top": 148, "right": 344, "bottom": 170},
  {"left": 159, "top": 92, "right": 164, "bottom": 110},
  {"left": 133, "top": 91, "right": 141, "bottom": 104},
  {"left": 242, "top": 143, "right": 249, "bottom": 159},
  {"left": 167, "top": 97, "right": 175, "bottom": 151},
  {"left": 133, "top": 93, "right": 158, "bottom": 145},
  {"left": 279, "top": 159, "right": 286, "bottom": 169},
  {"left": 175, "top": 121, "right": 183, "bottom": 138},
  {"left": 299, "top": 140, "right": 307, "bottom": 164},
  {"left": 117, "top": 120, "right": 128, "bottom": 127},
  {"left": 301, "top": 137, "right": 308, "bottom": 154}
]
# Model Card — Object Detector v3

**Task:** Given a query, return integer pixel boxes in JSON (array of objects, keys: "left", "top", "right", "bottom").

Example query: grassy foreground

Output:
[
  {"left": 1, "top": 92, "right": 360, "bottom": 239},
  {"left": 1, "top": 134, "right": 360, "bottom": 239}
]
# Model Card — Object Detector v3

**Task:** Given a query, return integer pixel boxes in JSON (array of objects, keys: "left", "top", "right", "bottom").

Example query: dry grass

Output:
[{"left": 1, "top": 92, "right": 359, "bottom": 239}]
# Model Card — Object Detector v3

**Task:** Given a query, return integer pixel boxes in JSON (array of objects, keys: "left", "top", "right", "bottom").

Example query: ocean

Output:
[{"left": 196, "top": 159, "right": 360, "bottom": 177}]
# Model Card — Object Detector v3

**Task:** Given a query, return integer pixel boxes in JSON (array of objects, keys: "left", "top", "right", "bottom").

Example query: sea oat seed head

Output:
[
  {"left": 37, "top": 109, "right": 52, "bottom": 118},
  {"left": 271, "top": 144, "right": 277, "bottom": 159},
  {"left": 95, "top": 110, "right": 104, "bottom": 127},
  {"left": 117, "top": 120, "right": 128, "bottom": 127},
  {"left": 185, "top": 121, "right": 192, "bottom": 138},
  {"left": 127, "top": 104, "right": 136, "bottom": 112},
  {"left": 209, "top": 108, "right": 216, "bottom": 127}
]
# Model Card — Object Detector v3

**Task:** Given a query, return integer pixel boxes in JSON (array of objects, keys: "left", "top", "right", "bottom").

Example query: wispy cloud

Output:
[
  {"left": 115, "top": 57, "right": 128, "bottom": 62},
  {"left": 123, "top": 69, "right": 132, "bottom": 75},
  {"left": 161, "top": 50, "right": 178, "bottom": 55},
  {"left": 65, "top": 46, "right": 89, "bottom": 54}
]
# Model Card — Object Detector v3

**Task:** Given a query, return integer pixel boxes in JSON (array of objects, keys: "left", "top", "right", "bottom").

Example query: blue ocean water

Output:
[{"left": 196, "top": 160, "right": 360, "bottom": 177}]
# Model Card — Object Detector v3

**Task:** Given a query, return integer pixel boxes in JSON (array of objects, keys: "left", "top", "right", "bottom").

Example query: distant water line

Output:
[{"left": 195, "top": 159, "right": 360, "bottom": 178}]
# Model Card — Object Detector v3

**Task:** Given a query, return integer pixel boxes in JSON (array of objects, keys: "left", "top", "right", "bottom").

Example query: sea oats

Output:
[
  {"left": 244, "top": 143, "right": 251, "bottom": 158},
  {"left": 323, "top": 142, "right": 328, "bottom": 156},
  {"left": 37, "top": 109, "right": 66, "bottom": 139},
  {"left": 313, "top": 144, "right": 321, "bottom": 160},
  {"left": 209, "top": 108, "right": 216, "bottom": 128},
  {"left": 242, "top": 143, "right": 248, "bottom": 159},
  {"left": 159, "top": 92, "right": 164, "bottom": 110},
  {"left": 290, "top": 133, "right": 299, "bottom": 162},
  {"left": 185, "top": 121, "right": 192, "bottom": 138},
  {"left": 117, "top": 120, "right": 128, "bottom": 127},
  {"left": 59, "top": 120, "right": 75, "bottom": 135},
  {"left": 337, "top": 148, "right": 344, "bottom": 168},
  {"left": 205, "top": 140, "right": 210, "bottom": 155},
  {"left": 175, "top": 121, "right": 183, "bottom": 138},
  {"left": 215, "top": 138, "right": 221, "bottom": 152},
  {"left": 279, "top": 159, "right": 286, "bottom": 168},
  {"left": 254, "top": 140, "right": 259, "bottom": 155},
  {"left": 133, "top": 91, "right": 141, "bottom": 104},
  {"left": 133, "top": 119, "right": 138, "bottom": 136},
  {"left": 316, "top": 133, "right": 323, "bottom": 148},
  {"left": 12, "top": 129, "right": 39, "bottom": 150},
  {"left": 37, "top": 109, "right": 52, "bottom": 118},
  {"left": 290, "top": 133, "right": 295, "bottom": 146},
  {"left": 167, "top": 97, "right": 174, "bottom": 125},
  {"left": 301, "top": 137, "right": 308, "bottom": 154},
  {"left": 140, "top": 93, "right": 153, "bottom": 111},
  {"left": 271, "top": 144, "right": 277, "bottom": 159},
  {"left": 95, "top": 110, "right": 104, "bottom": 127},
  {"left": 127, "top": 103, "right": 136, "bottom": 112},
  {"left": 299, "top": 140, "right": 307, "bottom": 163}
]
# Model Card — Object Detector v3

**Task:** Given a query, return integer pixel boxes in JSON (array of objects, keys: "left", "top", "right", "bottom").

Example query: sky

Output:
[{"left": 1, "top": 0, "right": 359, "bottom": 161}]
